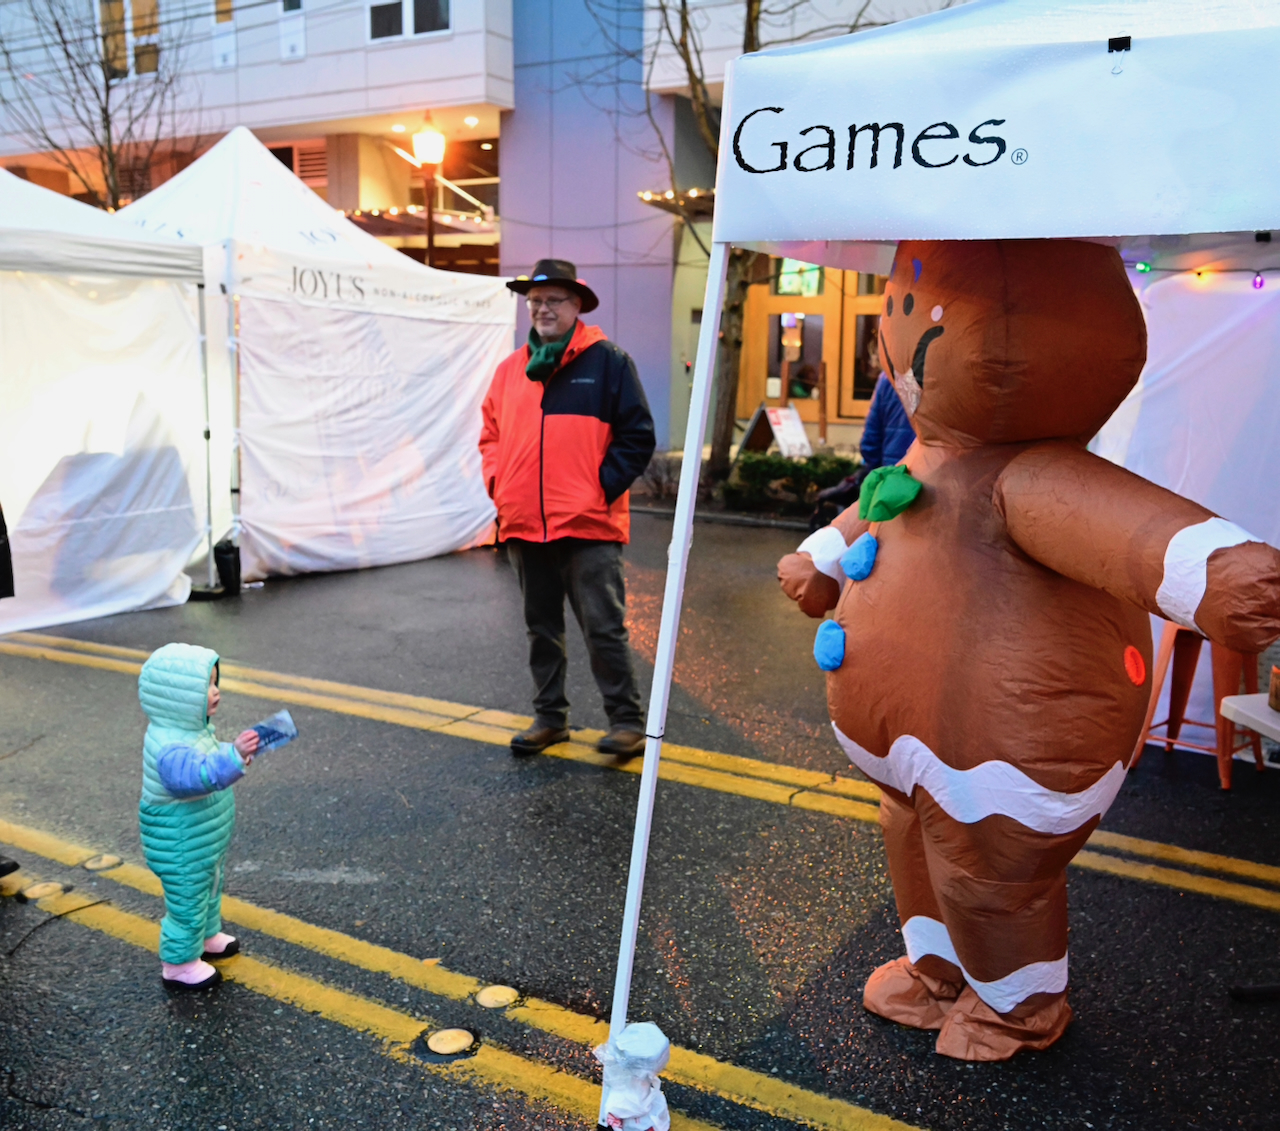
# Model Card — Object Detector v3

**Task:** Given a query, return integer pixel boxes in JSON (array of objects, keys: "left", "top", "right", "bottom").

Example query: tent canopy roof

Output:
[
  {"left": 0, "top": 169, "right": 204, "bottom": 280},
  {"left": 122, "top": 126, "right": 451, "bottom": 275},
  {"left": 121, "top": 126, "right": 511, "bottom": 322},
  {"left": 715, "top": 0, "right": 1280, "bottom": 271}
]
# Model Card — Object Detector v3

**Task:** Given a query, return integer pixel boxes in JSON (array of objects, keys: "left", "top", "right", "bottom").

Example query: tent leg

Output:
[
  {"left": 198, "top": 283, "right": 216, "bottom": 591},
  {"left": 598, "top": 241, "right": 730, "bottom": 1125}
]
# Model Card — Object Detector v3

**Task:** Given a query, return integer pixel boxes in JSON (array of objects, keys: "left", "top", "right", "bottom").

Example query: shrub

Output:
[{"left": 722, "top": 450, "right": 857, "bottom": 513}]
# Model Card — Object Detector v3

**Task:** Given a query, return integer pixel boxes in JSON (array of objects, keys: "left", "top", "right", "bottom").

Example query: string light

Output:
[
  {"left": 1134, "top": 261, "right": 1152, "bottom": 273},
  {"left": 1254, "top": 272, "right": 1266, "bottom": 289}
]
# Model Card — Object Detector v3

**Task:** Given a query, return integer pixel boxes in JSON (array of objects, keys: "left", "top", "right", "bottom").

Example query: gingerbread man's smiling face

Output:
[{"left": 878, "top": 239, "right": 1148, "bottom": 448}]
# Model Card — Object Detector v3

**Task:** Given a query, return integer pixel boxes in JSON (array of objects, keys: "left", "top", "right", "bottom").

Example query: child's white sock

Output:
[
  {"left": 203, "top": 932, "right": 238, "bottom": 955},
  {"left": 162, "top": 959, "right": 219, "bottom": 986}
]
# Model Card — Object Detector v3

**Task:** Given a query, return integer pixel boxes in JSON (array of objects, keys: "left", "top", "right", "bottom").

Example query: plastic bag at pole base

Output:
[{"left": 594, "top": 1022, "right": 671, "bottom": 1131}]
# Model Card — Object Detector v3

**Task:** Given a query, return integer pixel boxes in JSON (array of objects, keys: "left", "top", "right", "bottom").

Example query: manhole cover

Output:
[
  {"left": 425, "top": 1028, "right": 475, "bottom": 1055},
  {"left": 476, "top": 985, "right": 518, "bottom": 1009},
  {"left": 20, "top": 881, "right": 66, "bottom": 901},
  {"left": 83, "top": 855, "right": 122, "bottom": 872}
]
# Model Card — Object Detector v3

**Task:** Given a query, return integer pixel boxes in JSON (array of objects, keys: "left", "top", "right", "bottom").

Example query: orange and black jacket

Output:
[{"left": 480, "top": 321, "right": 655, "bottom": 543}]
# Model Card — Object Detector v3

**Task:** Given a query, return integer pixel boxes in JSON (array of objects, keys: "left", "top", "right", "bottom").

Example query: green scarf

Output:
[{"left": 525, "top": 325, "right": 575, "bottom": 383}]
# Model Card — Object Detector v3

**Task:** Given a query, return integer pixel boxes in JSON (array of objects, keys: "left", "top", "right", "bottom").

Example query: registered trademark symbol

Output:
[{"left": 1011, "top": 148, "right": 1028, "bottom": 165}]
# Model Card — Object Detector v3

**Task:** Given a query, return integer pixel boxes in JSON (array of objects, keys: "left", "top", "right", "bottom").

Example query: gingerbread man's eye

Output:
[
  {"left": 903, "top": 294, "right": 915, "bottom": 316},
  {"left": 885, "top": 295, "right": 894, "bottom": 317}
]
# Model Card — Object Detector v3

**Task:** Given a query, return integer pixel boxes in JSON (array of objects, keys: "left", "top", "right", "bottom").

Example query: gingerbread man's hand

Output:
[{"left": 778, "top": 553, "right": 841, "bottom": 618}]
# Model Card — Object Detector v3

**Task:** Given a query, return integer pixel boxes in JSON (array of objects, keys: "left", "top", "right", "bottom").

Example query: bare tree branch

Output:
[
  {"left": 0, "top": 0, "right": 201, "bottom": 209},
  {"left": 577, "top": 0, "right": 888, "bottom": 475}
]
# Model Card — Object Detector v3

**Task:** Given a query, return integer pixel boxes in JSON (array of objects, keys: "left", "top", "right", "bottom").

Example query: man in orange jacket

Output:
[{"left": 481, "top": 259, "right": 656, "bottom": 758}]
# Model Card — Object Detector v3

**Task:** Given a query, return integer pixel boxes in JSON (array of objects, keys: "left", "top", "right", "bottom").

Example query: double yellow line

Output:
[
  {"left": 0, "top": 632, "right": 883, "bottom": 821},
  {"left": 4, "top": 631, "right": 1280, "bottom": 917},
  {"left": 0, "top": 816, "right": 915, "bottom": 1131}
]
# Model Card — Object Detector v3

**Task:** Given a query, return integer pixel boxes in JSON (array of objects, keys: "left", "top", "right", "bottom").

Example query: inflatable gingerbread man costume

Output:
[{"left": 778, "top": 239, "right": 1280, "bottom": 1061}]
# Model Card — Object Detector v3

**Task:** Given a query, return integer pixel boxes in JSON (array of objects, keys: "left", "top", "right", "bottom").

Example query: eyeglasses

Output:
[{"left": 526, "top": 296, "right": 572, "bottom": 311}]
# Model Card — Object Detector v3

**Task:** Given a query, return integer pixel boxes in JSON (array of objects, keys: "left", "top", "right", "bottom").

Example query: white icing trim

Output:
[
  {"left": 832, "top": 726, "right": 1125, "bottom": 836},
  {"left": 797, "top": 526, "right": 849, "bottom": 582},
  {"left": 1156, "top": 517, "right": 1256, "bottom": 631},
  {"left": 902, "top": 915, "right": 1069, "bottom": 1014},
  {"left": 902, "top": 914, "right": 960, "bottom": 967}
]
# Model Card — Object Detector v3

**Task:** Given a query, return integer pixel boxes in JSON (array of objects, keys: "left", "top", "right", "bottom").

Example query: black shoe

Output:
[
  {"left": 0, "top": 856, "right": 18, "bottom": 879},
  {"left": 510, "top": 725, "right": 570, "bottom": 756},
  {"left": 202, "top": 937, "right": 240, "bottom": 961},
  {"left": 597, "top": 727, "right": 646, "bottom": 759}
]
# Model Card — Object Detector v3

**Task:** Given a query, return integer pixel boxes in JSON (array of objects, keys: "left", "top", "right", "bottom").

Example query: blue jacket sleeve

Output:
[
  {"left": 860, "top": 376, "right": 891, "bottom": 470},
  {"left": 156, "top": 742, "right": 245, "bottom": 799},
  {"left": 599, "top": 347, "right": 657, "bottom": 505}
]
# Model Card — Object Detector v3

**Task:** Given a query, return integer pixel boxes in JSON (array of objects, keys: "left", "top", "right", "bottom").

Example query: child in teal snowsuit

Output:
[{"left": 138, "top": 643, "right": 259, "bottom": 989}]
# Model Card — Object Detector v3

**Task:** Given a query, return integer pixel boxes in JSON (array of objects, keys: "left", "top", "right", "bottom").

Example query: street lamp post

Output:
[{"left": 412, "top": 127, "right": 446, "bottom": 269}]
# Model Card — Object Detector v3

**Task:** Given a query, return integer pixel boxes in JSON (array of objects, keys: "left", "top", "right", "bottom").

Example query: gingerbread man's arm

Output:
[
  {"left": 995, "top": 442, "right": 1280, "bottom": 653},
  {"left": 777, "top": 508, "right": 872, "bottom": 618}
]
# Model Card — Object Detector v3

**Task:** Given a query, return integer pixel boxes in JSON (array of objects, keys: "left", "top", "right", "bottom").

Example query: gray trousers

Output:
[{"left": 506, "top": 538, "right": 644, "bottom": 731}]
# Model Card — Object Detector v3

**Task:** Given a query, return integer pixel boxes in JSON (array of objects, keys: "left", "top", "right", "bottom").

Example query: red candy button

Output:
[{"left": 1124, "top": 645, "right": 1146, "bottom": 686}]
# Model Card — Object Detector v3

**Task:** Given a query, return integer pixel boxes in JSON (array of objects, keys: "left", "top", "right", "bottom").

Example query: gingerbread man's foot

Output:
[
  {"left": 934, "top": 987, "right": 1073, "bottom": 1061},
  {"left": 863, "top": 956, "right": 964, "bottom": 1031}
]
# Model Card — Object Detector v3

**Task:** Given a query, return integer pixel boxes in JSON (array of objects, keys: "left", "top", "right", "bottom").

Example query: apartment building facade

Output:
[{"left": 0, "top": 0, "right": 941, "bottom": 450}]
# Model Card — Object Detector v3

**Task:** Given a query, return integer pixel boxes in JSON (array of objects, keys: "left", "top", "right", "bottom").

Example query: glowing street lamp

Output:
[
  {"left": 407, "top": 127, "right": 448, "bottom": 268},
  {"left": 412, "top": 127, "right": 446, "bottom": 166}
]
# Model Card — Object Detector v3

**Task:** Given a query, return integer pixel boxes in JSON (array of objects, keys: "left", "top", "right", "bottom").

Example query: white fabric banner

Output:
[
  {"left": 0, "top": 271, "right": 205, "bottom": 633},
  {"left": 714, "top": 0, "right": 1280, "bottom": 248},
  {"left": 236, "top": 296, "right": 504, "bottom": 580}
]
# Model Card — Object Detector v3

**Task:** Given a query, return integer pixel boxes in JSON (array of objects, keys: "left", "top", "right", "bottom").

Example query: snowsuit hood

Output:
[
  {"left": 139, "top": 642, "right": 225, "bottom": 805},
  {"left": 139, "top": 643, "right": 219, "bottom": 731}
]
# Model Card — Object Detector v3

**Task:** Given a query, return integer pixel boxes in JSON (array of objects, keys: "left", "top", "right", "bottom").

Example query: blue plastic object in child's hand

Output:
[
  {"left": 840, "top": 532, "right": 879, "bottom": 581},
  {"left": 251, "top": 709, "right": 298, "bottom": 753},
  {"left": 813, "top": 619, "right": 846, "bottom": 671}
]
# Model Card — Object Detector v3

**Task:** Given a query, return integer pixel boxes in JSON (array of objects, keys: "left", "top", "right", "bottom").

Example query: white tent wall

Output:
[
  {"left": 122, "top": 128, "right": 515, "bottom": 581},
  {"left": 235, "top": 294, "right": 508, "bottom": 580},
  {"left": 0, "top": 271, "right": 206, "bottom": 633},
  {"left": 1094, "top": 270, "right": 1280, "bottom": 740}
]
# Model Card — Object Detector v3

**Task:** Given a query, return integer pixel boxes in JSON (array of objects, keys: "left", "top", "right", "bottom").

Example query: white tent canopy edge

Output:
[{"left": 600, "top": 0, "right": 1280, "bottom": 1122}]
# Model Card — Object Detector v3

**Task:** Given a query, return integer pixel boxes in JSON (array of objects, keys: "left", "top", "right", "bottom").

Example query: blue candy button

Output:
[
  {"left": 840, "top": 532, "right": 878, "bottom": 581},
  {"left": 813, "top": 619, "right": 846, "bottom": 671}
]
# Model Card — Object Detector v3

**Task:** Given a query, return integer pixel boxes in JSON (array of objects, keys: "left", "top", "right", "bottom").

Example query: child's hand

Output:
[{"left": 234, "top": 730, "right": 260, "bottom": 763}]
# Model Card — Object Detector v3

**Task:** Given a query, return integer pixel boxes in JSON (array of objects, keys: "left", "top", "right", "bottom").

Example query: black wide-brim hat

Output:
[{"left": 506, "top": 258, "right": 599, "bottom": 313}]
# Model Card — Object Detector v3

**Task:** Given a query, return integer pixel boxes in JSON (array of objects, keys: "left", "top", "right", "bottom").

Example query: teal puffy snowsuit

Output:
[{"left": 138, "top": 644, "right": 244, "bottom": 964}]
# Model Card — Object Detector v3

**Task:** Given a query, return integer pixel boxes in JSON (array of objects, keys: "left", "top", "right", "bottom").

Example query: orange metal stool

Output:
[{"left": 1131, "top": 621, "right": 1264, "bottom": 790}]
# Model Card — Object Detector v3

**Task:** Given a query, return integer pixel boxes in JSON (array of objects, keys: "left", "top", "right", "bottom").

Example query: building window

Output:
[
  {"left": 99, "top": 0, "right": 161, "bottom": 77},
  {"left": 413, "top": 0, "right": 447, "bottom": 33},
  {"left": 369, "top": 0, "right": 448, "bottom": 39},
  {"left": 216, "top": 0, "right": 233, "bottom": 21},
  {"left": 99, "top": 0, "right": 127, "bottom": 77},
  {"left": 370, "top": 1, "right": 402, "bottom": 37},
  {"left": 282, "top": 0, "right": 301, "bottom": 8},
  {"left": 772, "top": 257, "right": 823, "bottom": 297},
  {"left": 133, "top": 0, "right": 158, "bottom": 71}
]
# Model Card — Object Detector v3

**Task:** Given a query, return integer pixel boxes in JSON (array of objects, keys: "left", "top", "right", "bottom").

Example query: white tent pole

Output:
[
  {"left": 224, "top": 240, "right": 241, "bottom": 536},
  {"left": 599, "top": 239, "right": 730, "bottom": 1121},
  {"left": 197, "top": 282, "right": 215, "bottom": 589}
]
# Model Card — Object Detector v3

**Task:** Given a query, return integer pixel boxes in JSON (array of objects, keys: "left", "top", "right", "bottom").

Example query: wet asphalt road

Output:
[{"left": 1, "top": 513, "right": 1280, "bottom": 1130}]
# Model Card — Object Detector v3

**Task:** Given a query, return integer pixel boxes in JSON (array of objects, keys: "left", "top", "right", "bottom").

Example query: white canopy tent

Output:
[
  {"left": 0, "top": 169, "right": 212, "bottom": 635},
  {"left": 122, "top": 127, "right": 514, "bottom": 581},
  {"left": 597, "top": 1, "right": 1280, "bottom": 1122}
]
